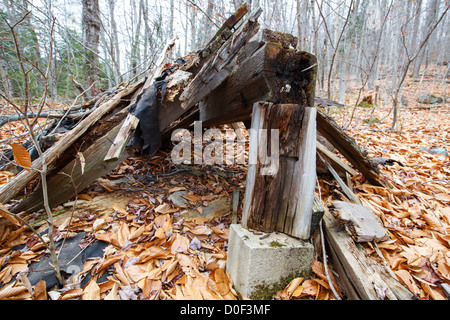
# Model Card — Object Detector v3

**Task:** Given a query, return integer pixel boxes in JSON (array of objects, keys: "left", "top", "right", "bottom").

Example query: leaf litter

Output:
[{"left": 0, "top": 80, "right": 449, "bottom": 300}]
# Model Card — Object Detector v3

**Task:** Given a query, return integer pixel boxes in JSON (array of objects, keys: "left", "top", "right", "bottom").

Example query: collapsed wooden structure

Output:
[{"left": 0, "top": 4, "right": 410, "bottom": 299}]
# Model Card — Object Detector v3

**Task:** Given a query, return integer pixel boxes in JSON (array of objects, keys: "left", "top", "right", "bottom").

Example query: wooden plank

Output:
[
  {"left": 316, "top": 109, "right": 387, "bottom": 187},
  {"left": 323, "top": 208, "right": 415, "bottom": 300},
  {"left": 316, "top": 141, "right": 357, "bottom": 177},
  {"left": 329, "top": 200, "right": 389, "bottom": 242},
  {"left": 318, "top": 153, "right": 361, "bottom": 205},
  {"left": 241, "top": 102, "right": 316, "bottom": 239},
  {"left": 104, "top": 113, "right": 139, "bottom": 161},
  {"left": 179, "top": 9, "right": 261, "bottom": 110}
]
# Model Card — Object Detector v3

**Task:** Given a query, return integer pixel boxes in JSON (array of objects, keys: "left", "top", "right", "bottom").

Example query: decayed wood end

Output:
[
  {"left": 199, "top": 42, "right": 317, "bottom": 127},
  {"left": 329, "top": 201, "right": 389, "bottom": 242},
  {"left": 104, "top": 113, "right": 139, "bottom": 162},
  {"left": 242, "top": 102, "right": 316, "bottom": 239},
  {"left": 323, "top": 209, "right": 415, "bottom": 300},
  {"left": 179, "top": 12, "right": 260, "bottom": 110}
]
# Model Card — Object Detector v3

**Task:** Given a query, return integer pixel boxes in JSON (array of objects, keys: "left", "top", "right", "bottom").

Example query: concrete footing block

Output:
[{"left": 226, "top": 224, "right": 314, "bottom": 299}]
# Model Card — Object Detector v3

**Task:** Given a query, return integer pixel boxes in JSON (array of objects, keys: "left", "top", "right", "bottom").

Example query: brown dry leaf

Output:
[
  {"left": 139, "top": 246, "right": 170, "bottom": 263},
  {"left": 189, "top": 225, "right": 212, "bottom": 236},
  {"left": 142, "top": 278, "right": 162, "bottom": 299},
  {"left": 421, "top": 282, "right": 446, "bottom": 300},
  {"left": 0, "top": 282, "right": 27, "bottom": 299},
  {"left": 182, "top": 194, "right": 202, "bottom": 203},
  {"left": 129, "top": 225, "right": 146, "bottom": 240},
  {"left": 395, "top": 270, "right": 421, "bottom": 296},
  {"left": 213, "top": 268, "right": 230, "bottom": 295},
  {"left": 171, "top": 234, "right": 190, "bottom": 254},
  {"left": 154, "top": 214, "right": 170, "bottom": 227},
  {"left": 169, "top": 186, "right": 187, "bottom": 193},
  {"left": 9, "top": 143, "right": 31, "bottom": 171},
  {"left": 112, "top": 204, "right": 128, "bottom": 215},
  {"left": 292, "top": 285, "right": 304, "bottom": 298},
  {"left": 77, "top": 193, "right": 93, "bottom": 201},
  {"left": 155, "top": 203, "right": 177, "bottom": 214},
  {"left": 125, "top": 265, "right": 148, "bottom": 283},
  {"left": 96, "top": 253, "right": 124, "bottom": 274},
  {"left": 59, "top": 288, "right": 83, "bottom": 300},
  {"left": 82, "top": 279, "right": 101, "bottom": 300},
  {"left": 95, "top": 232, "right": 120, "bottom": 247},
  {"left": 117, "top": 221, "right": 130, "bottom": 247},
  {"left": 0, "top": 265, "right": 12, "bottom": 284},
  {"left": 0, "top": 202, "right": 19, "bottom": 226},
  {"left": 154, "top": 227, "right": 165, "bottom": 240},
  {"left": 298, "top": 279, "right": 319, "bottom": 297},
  {"left": 311, "top": 260, "right": 340, "bottom": 293},
  {"left": 285, "top": 277, "right": 304, "bottom": 297},
  {"left": 33, "top": 280, "right": 47, "bottom": 300},
  {"left": 104, "top": 282, "right": 119, "bottom": 300}
]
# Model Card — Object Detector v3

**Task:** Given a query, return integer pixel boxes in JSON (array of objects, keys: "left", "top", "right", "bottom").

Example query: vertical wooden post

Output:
[{"left": 241, "top": 102, "right": 317, "bottom": 239}]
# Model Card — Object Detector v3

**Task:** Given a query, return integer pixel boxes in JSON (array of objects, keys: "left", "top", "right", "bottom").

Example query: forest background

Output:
[{"left": 0, "top": 0, "right": 448, "bottom": 116}]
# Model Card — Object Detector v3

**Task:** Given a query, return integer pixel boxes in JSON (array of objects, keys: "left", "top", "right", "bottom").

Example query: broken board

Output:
[
  {"left": 329, "top": 200, "right": 389, "bottom": 243},
  {"left": 323, "top": 208, "right": 415, "bottom": 300}
]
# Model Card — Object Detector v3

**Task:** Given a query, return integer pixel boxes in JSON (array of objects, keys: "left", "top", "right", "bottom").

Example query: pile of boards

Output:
[{"left": 0, "top": 4, "right": 412, "bottom": 300}]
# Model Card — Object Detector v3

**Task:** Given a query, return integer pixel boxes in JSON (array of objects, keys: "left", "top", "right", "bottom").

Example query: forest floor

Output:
[{"left": 0, "top": 77, "right": 448, "bottom": 300}]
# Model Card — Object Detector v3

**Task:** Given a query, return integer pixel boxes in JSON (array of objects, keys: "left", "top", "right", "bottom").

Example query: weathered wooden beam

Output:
[
  {"left": 241, "top": 102, "right": 316, "bottom": 239},
  {"left": 329, "top": 200, "right": 389, "bottom": 243},
  {"left": 179, "top": 9, "right": 261, "bottom": 110},
  {"left": 316, "top": 140, "right": 357, "bottom": 177},
  {"left": 316, "top": 110, "right": 387, "bottom": 187},
  {"left": 0, "top": 79, "right": 144, "bottom": 205},
  {"left": 104, "top": 113, "right": 139, "bottom": 162},
  {"left": 198, "top": 42, "right": 317, "bottom": 127},
  {"left": 323, "top": 208, "right": 415, "bottom": 300},
  {"left": 12, "top": 122, "right": 129, "bottom": 213}
]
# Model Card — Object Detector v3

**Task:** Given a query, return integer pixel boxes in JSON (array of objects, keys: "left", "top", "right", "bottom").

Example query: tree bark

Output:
[{"left": 82, "top": 0, "right": 101, "bottom": 97}]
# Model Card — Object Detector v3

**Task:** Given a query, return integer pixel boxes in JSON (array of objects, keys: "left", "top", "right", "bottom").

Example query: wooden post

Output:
[{"left": 241, "top": 102, "right": 317, "bottom": 239}]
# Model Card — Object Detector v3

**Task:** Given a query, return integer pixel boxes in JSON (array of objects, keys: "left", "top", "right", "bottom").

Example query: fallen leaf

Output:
[
  {"left": 0, "top": 202, "right": 19, "bottom": 225},
  {"left": 33, "top": 280, "right": 47, "bottom": 300},
  {"left": 213, "top": 268, "right": 230, "bottom": 295},
  {"left": 10, "top": 143, "right": 31, "bottom": 171},
  {"left": 171, "top": 234, "right": 190, "bottom": 254},
  {"left": 182, "top": 194, "right": 202, "bottom": 202},
  {"left": 82, "top": 279, "right": 100, "bottom": 300},
  {"left": 395, "top": 270, "right": 421, "bottom": 296}
]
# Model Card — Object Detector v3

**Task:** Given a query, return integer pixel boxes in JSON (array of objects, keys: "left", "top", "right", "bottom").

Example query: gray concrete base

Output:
[{"left": 226, "top": 224, "right": 314, "bottom": 299}]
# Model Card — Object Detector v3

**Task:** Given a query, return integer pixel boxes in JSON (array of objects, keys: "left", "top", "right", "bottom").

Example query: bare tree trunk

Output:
[
  {"left": 296, "top": 0, "right": 303, "bottom": 50},
  {"left": 82, "top": 0, "right": 101, "bottom": 97},
  {"left": 129, "top": 0, "right": 142, "bottom": 78},
  {"left": 107, "top": 0, "right": 121, "bottom": 82},
  {"left": 391, "top": 3, "right": 449, "bottom": 131},
  {"left": 327, "top": 0, "right": 354, "bottom": 100}
]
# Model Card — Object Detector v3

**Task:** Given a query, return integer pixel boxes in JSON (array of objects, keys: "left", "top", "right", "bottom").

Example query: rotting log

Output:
[{"left": 241, "top": 102, "right": 317, "bottom": 239}]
